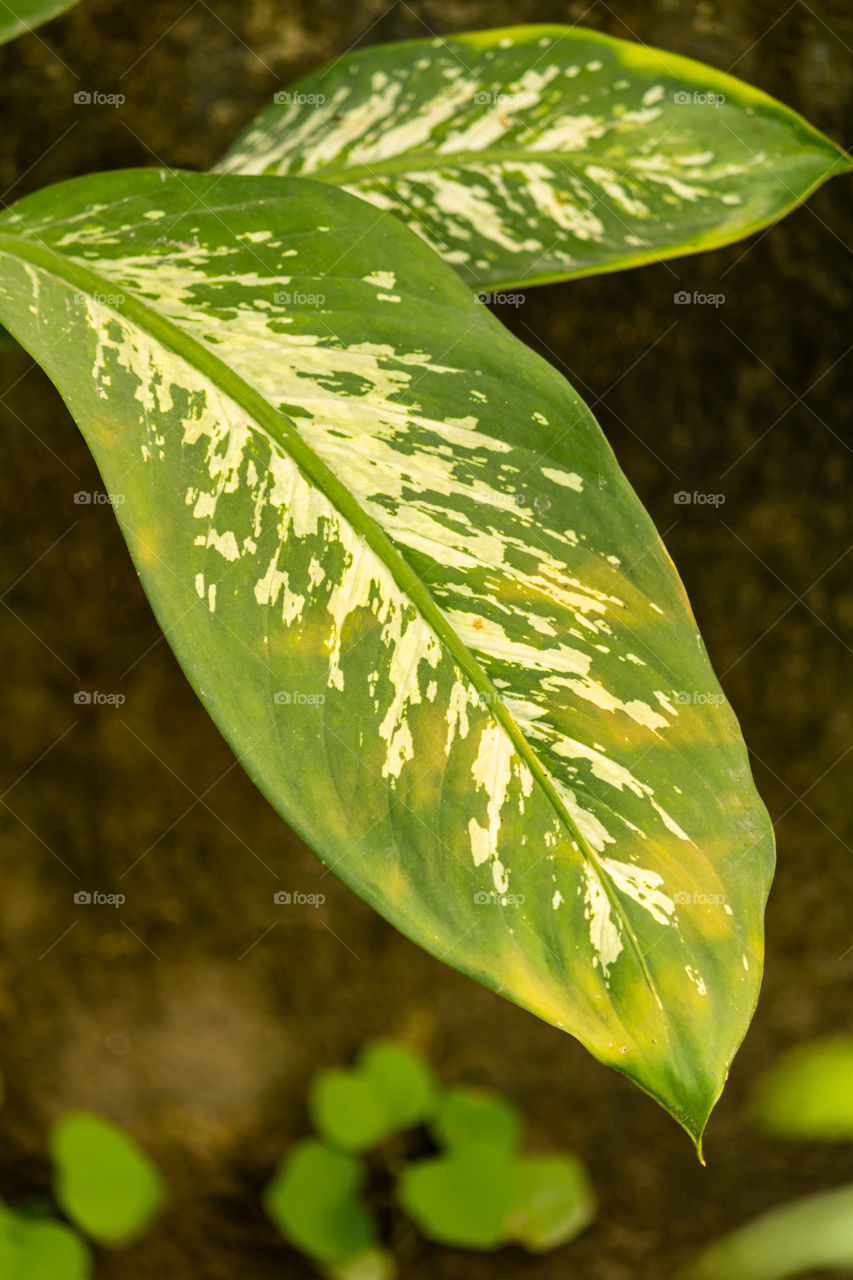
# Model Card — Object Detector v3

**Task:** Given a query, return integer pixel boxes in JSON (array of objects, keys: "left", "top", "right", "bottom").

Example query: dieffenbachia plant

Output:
[
  {"left": 0, "top": 25, "right": 846, "bottom": 1147},
  {"left": 218, "top": 25, "right": 851, "bottom": 288}
]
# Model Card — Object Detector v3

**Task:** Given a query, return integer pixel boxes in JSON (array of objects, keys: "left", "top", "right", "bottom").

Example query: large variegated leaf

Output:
[
  {"left": 218, "top": 25, "right": 851, "bottom": 289},
  {"left": 0, "top": 170, "right": 774, "bottom": 1143},
  {"left": 0, "top": 0, "right": 81, "bottom": 45}
]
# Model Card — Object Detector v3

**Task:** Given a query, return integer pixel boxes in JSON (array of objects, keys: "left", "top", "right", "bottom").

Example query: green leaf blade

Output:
[
  {"left": 218, "top": 25, "right": 851, "bottom": 289},
  {"left": 0, "top": 169, "right": 774, "bottom": 1139},
  {"left": 0, "top": 0, "right": 81, "bottom": 46}
]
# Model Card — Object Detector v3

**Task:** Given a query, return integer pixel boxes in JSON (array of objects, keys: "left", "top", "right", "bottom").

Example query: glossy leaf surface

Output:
[
  {"left": 219, "top": 25, "right": 851, "bottom": 288},
  {"left": 0, "top": 169, "right": 774, "bottom": 1141}
]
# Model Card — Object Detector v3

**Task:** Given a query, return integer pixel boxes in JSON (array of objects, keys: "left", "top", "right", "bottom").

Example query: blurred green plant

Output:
[
  {"left": 49, "top": 1112, "right": 166, "bottom": 1246},
  {"left": 308, "top": 1041, "right": 437, "bottom": 1155},
  {"left": 0, "top": 1203, "right": 92, "bottom": 1280},
  {"left": 678, "top": 1185, "right": 853, "bottom": 1280},
  {"left": 0, "top": 1073, "right": 165, "bottom": 1278},
  {"left": 749, "top": 1036, "right": 853, "bottom": 1143},
  {"left": 679, "top": 1036, "right": 853, "bottom": 1279},
  {"left": 264, "top": 1040, "right": 596, "bottom": 1276}
]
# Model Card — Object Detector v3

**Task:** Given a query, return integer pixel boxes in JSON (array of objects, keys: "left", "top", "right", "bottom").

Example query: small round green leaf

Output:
[
  {"left": 310, "top": 1069, "right": 390, "bottom": 1153},
  {"left": 750, "top": 1037, "right": 853, "bottom": 1142},
  {"left": 358, "top": 1041, "right": 436, "bottom": 1131},
  {"left": 431, "top": 1087, "right": 522, "bottom": 1154},
  {"left": 264, "top": 1139, "right": 376, "bottom": 1266},
  {"left": 0, "top": 1203, "right": 92, "bottom": 1279},
  {"left": 504, "top": 1154, "right": 596, "bottom": 1252},
  {"left": 49, "top": 1112, "right": 165, "bottom": 1246},
  {"left": 398, "top": 1146, "right": 519, "bottom": 1249}
]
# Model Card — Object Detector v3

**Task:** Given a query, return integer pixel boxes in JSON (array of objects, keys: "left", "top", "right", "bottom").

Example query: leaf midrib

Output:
[
  {"left": 0, "top": 224, "right": 667, "bottom": 1004},
  {"left": 259, "top": 144, "right": 619, "bottom": 187},
  {"left": 291, "top": 138, "right": 851, "bottom": 190}
]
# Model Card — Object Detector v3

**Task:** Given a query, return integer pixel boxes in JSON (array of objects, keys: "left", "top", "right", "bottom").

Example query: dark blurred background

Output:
[{"left": 0, "top": 1, "right": 851, "bottom": 1276}]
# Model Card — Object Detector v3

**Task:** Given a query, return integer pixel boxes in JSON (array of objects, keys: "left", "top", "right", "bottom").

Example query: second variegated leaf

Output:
[{"left": 218, "top": 25, "right": 851, "bottom": 289}]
